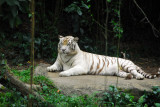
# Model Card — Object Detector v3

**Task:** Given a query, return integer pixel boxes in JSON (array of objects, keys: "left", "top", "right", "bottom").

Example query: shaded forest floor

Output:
[{"left": 134, "top": 58, "right": 160, "bottom": 74}]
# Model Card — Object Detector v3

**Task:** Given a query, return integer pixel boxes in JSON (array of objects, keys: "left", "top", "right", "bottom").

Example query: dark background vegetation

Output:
[
  {"left": 0, "top": 0, "right": 160, "bottom": 65},
  {"left": 0, "top": 0, "right": 160, "bottom": 106}
]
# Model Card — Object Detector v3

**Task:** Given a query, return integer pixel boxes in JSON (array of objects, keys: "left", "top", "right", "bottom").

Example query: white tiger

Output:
[{"left": 47, "top": 35, "right": 159, "bottom": 80}]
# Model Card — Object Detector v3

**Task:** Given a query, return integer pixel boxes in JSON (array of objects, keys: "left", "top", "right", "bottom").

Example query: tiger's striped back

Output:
[{"left": 83, "top": 51, "right": 156, "bottom": 79}]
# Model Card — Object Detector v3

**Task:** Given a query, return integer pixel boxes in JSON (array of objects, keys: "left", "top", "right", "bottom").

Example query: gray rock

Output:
[
  {"left": 0, "top": 84, "right": 3, "bottom": 88},
  {"left": 35, "top": 63, "right": 160, "bottom": 97},
  {"left": 34, "top": 63, "right": 50, "bottom": 77}
]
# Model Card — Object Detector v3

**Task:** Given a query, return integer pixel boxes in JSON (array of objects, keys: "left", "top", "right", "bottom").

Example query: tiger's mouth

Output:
[
  {"left": 61, "top": 51, "right": 77, "bottom": 56},
  {"left": 60, "top": 50, "right": 69, "bottom": 55},
  {"left": 62, "top": 51, "right": 68, "bottom": 54}
]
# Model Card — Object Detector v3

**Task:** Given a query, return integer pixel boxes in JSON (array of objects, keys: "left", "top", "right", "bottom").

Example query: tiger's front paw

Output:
[
  {"left": 47, "top": 65, "right": 58, "bottom": 72},
  {"left": 59, "top": 72, "right": 71, "bottom": 77}
]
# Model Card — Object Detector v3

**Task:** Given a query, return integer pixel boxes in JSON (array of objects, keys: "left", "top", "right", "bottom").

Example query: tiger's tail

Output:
[{"left": 136, "top": 66, "right": 160, "bottom": 79}]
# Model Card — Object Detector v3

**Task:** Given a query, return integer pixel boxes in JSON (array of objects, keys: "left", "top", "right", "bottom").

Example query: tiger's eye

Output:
[{"left": 67, "top": 43, "right": 71, "bottom": 46}]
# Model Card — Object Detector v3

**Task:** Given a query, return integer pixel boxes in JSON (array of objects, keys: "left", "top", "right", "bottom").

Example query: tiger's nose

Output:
[{"left": 62, "top": 49, "right": 66, "bottom": 52}]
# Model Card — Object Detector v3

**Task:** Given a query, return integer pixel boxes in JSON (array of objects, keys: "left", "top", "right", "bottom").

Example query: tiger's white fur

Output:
[{"left": 47, "top": 35, "right": 158, "bottom": 80}]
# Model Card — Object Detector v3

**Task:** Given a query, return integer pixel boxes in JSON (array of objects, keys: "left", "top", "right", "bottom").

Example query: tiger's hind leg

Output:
[
  {"left": 116, "top": 70, "right": 133, "bottom": 79},
  {"left": 123, "top": 65, "right": 144, "bottom": 80},
  {"left": 130, "top": 70, "right": 144, "bottom": 80}
]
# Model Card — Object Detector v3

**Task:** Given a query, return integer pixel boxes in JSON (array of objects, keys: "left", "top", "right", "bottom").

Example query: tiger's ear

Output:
[
  {"left": 58, "top": 35, "right": 64, "bottom": 39},
  {"left": 74, "top": 37, "right": 79, "bottom": 42}
]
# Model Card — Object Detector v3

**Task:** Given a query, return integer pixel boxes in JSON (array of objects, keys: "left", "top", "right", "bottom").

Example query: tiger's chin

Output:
[{"left": 67, "top": 51, "right": 77, "bottom": 56}]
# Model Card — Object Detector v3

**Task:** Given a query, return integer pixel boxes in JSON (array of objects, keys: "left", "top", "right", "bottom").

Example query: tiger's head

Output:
[{"left": 58, "top": 35, "right": 79, "bottom": 55}]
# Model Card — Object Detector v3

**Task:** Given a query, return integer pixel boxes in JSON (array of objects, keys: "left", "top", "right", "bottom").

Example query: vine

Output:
[{"left": 133, "top": 0, "right": 160, "bottom": 37}]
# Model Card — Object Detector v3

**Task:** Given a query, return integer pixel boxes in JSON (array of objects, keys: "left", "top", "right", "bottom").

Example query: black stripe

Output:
[
  {"left": 70, "top": 60, "right": 75, "bottom": 67},
  {"left": 65, "top": 57, "right": 72, "bottom": 63},
  {"left": 129, "top": 69, "right": 135, "bottom": 72},
  {"left": 60, "top": 54, "right": 64, "bottom": 63}
]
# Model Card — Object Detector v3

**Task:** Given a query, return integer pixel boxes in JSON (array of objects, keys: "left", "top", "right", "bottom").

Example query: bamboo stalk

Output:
[{"left": 29, "top": 0, "right": 35, "bottom": 106}]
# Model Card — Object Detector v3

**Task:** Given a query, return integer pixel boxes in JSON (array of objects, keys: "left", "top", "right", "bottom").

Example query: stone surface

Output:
[
  {"left": 35, "top": 63, "right": 160, "bottom": 96},
  {"left": 0, "top": 84, "right": 2, "bottom": 88},
  {"left": 34, "top": 63, "right": 50, "bottom": 77}
]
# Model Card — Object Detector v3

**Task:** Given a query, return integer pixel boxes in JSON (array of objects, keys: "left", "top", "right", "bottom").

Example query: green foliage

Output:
[
  {"left": 137, "top": 86, "right": 160, "bottom": 107},
  {"left": 64, "top": 1, "right": 89, "bottom": 16},
  {"left": 107, "top": 0, "right": 112, "bottom": 3},
  {"left": 0, "top": 64, "right": 28, "bottom": 106},
  {"left": 11, "top": 68, "right": 31, "bottom": 83},
  {"left": 79, "top": 36, "right": 100, "bottom": 54},
  {"left": 0, "top": 0, "right": 29, "bottom": 28},
  {"left": 34, "top": 33, "right": 58, "bottom": 60},
  {"left": 0, "top": 54, "right": 5, "bottom": 65},
  {"left": 0, "top": 91, "right": 28, "bottom": 107},
  {"left": 102, "top": 86, "right": 136, "bottom": 106},
  {"left": 111, "top": 20, "right": 123, "bottom": 38},
  {"left": 1, "top": 67, "right": 160, "bottom": 106},
  {"left": 102, "top": 86, "right": 160, "bottom": 107},
  {"left": 8, "top": 68, "right": 100, "bottom": 106},
  {"left": 39, "top": 88, "right": 100, "bottom": 107},
  {"left": 0, "top": 32, "right": 58, "bottom": 64},
  {"left": 0, "top": 54, "right": 7, "bottom": 80},
  {"left": 109, "top": 1, "right": 123, "bottom": 39},
  {"left": 64, "top": 1, "right": 91, "bottom": 34},
  {"left": 0, "top": 32, "right": 31, "bottom": 64}
]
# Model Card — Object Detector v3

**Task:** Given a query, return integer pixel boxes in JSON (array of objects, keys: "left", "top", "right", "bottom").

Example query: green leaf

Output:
[
  {"left": 107, "top": 0, "right": 111, "bottom": 3},
  {"left": 28, "top": 13, "right": 32, "bottom": 18},
  {"left": 153, "top": 91, "right": 157, "bottom": 94},
  {"left": 9, "top": 17, "right": 15, "bottom": 28},
  {"left": 76, "top": 8, "right": 82, "bottom": 16},
  {"left": 29, "top": 94, "right": 34, "bottom": 99},
  {"left": 81, "top": 1, "right": 89, "bottom": 9},
  {"left": 64, "top": 4, "right": 77, "bottom": 13},
  {"left": 35, "top": 38, "right": 41, "bottom": 45},
  {"left": 155, "top": 103, "right": 160, "bottom": 107},
  {"left": 1, "top": 59, "right": 6, "bottom": 65},
  {"left": 15, "top": 16, "right": 22, "bottom": 27},
  {"left": 14, "top": 0, "right": 21, "bottom": 10},
  {"left": 144, "top": 104, "right": 148, "bottom": 107},
  {"left": 125, "top": 94, "right": 130, "bottom": 99},
  {"left": 11, "top": 6, "right": 18, "bottom": 17},
  {"left": 138, "top": 95, "right": 145, "bottom": 104},
  {"left": 87, "top": 0, "right": 90, "bottom": 2},
  {"left": 0, "top": 76, "right": 2, "bottom": 79},
  {"left": 43, "top": 85, "right": 48, "bottom": 91}
]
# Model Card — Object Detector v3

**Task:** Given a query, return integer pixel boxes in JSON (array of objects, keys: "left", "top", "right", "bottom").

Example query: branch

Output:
[
  {"left": 0, "top": 65, "right": 45, "bottom": 102},
  {"left": 133, "top": 0, "right": 160, "bottom": 37},
  {"left": 0, "top": 63, "right": 54, "bottom": 106}
]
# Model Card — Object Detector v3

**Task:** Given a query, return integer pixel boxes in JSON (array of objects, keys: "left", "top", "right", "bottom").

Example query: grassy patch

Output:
[
  {"left": 5, "top": 68, "right": 100, "bottom": 106},
  {"left": 1, "top": 68, "right": 160, "bottom": 106},
  {"left": 0, "top": 91, "right": 28, "bottom": 107}
]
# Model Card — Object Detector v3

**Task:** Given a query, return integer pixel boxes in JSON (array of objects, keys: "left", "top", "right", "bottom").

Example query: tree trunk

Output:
[
  {"left": 0, "top": 65, "right": 45, "bottom": 102},
  {"left": 104, "top": 1, "right": 109, "bottom": 55}
]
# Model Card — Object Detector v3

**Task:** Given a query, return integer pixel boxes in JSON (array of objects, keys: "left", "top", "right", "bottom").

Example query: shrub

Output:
[
  {"left": 102, "top": 86, "right": 136, "bottom": 106},
  {"left": 137, "top": 86, "right": 160, "bottom": 107}
]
